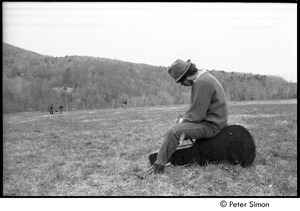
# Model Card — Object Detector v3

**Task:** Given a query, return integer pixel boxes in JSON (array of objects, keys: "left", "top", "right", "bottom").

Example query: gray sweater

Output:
[{"left": 183, "top": 72, "right": 228, "bottom": 130}]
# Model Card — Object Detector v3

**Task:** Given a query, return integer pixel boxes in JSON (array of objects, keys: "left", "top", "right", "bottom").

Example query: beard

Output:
[{"left": 182, "top": 79, "right": 194, "bottom": 86}]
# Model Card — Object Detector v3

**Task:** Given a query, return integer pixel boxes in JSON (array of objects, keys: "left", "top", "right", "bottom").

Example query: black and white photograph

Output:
[{"left": 2, "top": 2, "right": 297, "bottom": 201}]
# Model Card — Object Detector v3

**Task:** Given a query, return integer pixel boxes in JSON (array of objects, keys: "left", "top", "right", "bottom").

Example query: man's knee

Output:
[{"left": 165, "top": 126, "right": 184, "bottom": 140}]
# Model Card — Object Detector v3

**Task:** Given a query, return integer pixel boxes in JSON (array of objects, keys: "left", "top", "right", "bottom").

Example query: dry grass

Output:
[{"left": 3, "top": 99, "right": 297, "bottom": 196}]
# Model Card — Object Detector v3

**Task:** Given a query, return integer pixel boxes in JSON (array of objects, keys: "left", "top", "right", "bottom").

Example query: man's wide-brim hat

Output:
[{"left": 168, "top": 59, "right": 192, "bottom": 83}]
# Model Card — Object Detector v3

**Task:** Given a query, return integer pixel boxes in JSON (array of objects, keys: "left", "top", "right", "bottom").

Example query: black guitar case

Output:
[{"left": 149, "top": 124, "right": 256, "bottom": 167}]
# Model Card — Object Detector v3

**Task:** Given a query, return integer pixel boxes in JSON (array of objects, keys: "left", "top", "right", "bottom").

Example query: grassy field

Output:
[{"left": 3, "top": 99, "right": 297, "bottom": 196}]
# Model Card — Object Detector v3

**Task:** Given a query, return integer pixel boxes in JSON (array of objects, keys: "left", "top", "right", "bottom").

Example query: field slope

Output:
[{"left": 3, "top": 99, "right": 297, "bottom": 196}]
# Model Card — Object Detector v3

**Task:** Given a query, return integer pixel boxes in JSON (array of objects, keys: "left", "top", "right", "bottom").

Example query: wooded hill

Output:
[{"left": 3, "top": 43, "right": 297, "bottom": 113}]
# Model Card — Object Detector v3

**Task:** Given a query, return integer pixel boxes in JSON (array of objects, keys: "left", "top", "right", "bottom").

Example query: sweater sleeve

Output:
[{"left": 183, "top": 80, "right": 214, "bottom": 123}]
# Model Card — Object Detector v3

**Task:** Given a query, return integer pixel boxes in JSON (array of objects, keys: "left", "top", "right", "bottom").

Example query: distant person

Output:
[
  {"left": 59, "top": 105, "right": 63, "bottom": 114},
  {"left": 122, "top": 99, "right": 127, "bottom": 109},
  {"left": 138, "top": 59, "right": 228, "bottom": 178},
  {"left": 49, "top": 104, "right": 54, "bottom": 115}
]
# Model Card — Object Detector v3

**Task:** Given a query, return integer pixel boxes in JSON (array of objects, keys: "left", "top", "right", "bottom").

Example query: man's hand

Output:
[{"left": 176, "top": 114, "right": 184, "bottom": 123}]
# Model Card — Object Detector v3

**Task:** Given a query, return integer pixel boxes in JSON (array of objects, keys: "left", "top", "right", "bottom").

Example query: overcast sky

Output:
[{"left": 3, "top": 2, "right": 297, "bottom": 82}]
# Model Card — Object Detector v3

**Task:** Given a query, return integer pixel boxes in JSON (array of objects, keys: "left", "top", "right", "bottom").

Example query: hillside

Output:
[{"left": 2, "top": 43, "right": 297, "bottom": 113}]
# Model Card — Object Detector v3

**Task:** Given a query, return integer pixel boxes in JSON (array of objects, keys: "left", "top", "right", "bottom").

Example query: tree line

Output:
[{"left": 3, "top": 43, "right": 297, "bottom": 113}]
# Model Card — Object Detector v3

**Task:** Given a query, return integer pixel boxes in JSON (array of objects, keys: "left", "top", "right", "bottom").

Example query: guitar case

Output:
[{"left": 149, "top": 124, "right": 256, "bottom": 167}]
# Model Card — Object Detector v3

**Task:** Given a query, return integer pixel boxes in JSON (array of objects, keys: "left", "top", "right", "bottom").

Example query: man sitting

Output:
[{"left": 138, "top": 59, "right": 228, "bottom": 178}]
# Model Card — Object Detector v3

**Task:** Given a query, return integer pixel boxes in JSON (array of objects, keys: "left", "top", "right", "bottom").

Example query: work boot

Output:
[{"left": 136, "top": 163, "right": 165, "bottom": 179}]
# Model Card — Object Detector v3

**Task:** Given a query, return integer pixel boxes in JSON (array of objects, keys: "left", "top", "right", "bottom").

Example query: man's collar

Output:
[{"left": 195, "top": 69, "right": 206, "bottom": 81}]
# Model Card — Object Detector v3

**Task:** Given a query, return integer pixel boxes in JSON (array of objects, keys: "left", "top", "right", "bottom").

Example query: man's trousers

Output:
[{"left": 155, "top": 121, "right": 221, "bottom": 165}]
